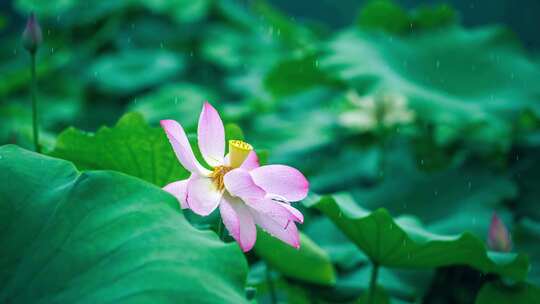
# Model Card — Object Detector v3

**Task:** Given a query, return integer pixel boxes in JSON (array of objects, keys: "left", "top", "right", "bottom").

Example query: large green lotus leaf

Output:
[
  {"left": 304, "top": 216, "right": 368, "bottom": 269},
  {"left": 16, "top": 0, "right": 207, "bottom": 24},
  {"left": 16, "top": 0, "right": 79, "bottom": 16},
  {"left": 304, "top": 194, "right": 529, "bottom": 281},
  {"left": 88, "top": 50, "right": 184, "bottom": 94},
  {"left": 475, "top": 282, "right": 540, "bottom": 304},
  {"left": 16, "top": 0, "right": 128, "bottom": 21},
  {"left": 129, "top": 83, "right": 216, "bottom": 128},
  {"left": 263, "top": 53, "right": 340, "bottom": 98},
  {"left": 351, "top": 150, "right": 517, "bottom": 236},
  {"left": 322, "top": 27, "right": 540, "bottom": 147},
  {"left": 201, "top": 25, "right": 282, "bottom": 71},
  {"left": 0, "top": 145, "right": 249, "bottom": 303},
  {"left": 250, "top": 0, "right": 318, "bottom": 49},
  {"left": 357, "top": 0, "right": 456, "bottom": 34},
  {"left": 254, "top": 230, "right": 336, "bottom": 285},
  {"left": 50, "top": 112, "right": 189, "bottom": 187},
  {"left": 139, "top": 0, "right": 211, "bottom": 23},
  {"left": 356, "top": 0, "right": 409, "bottom": 34}
]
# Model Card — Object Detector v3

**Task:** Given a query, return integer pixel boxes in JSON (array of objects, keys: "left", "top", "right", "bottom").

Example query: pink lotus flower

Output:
[
  {"left": 487, "top": 213, "right": 512, "bottom": 252},
  {"left": 161, "top": 102, "right": 308, "bottom": 251}
]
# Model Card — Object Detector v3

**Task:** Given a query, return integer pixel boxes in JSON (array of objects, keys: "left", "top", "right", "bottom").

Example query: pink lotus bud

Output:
[
  {"left": 22, "top": 13, "right": 42, "bottom": 53},
  {"left": 488, "top": 213, "right": 512, "bottom": 252}
]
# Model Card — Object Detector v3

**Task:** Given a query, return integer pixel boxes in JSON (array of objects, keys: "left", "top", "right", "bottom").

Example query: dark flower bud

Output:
[{"left": 22, "top": 13, "right": 42, "bottom": 54}]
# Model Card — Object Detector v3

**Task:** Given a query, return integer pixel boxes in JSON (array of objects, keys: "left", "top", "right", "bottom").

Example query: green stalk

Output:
[
  {"left": 367, "top": 262, "right": 380, "bottom": 304},
  {"left": 30, "top": 52, "right": 40, "bottom": 153},
  {"left": 265, "top": 264, "right": 277, "bottom": 304}
]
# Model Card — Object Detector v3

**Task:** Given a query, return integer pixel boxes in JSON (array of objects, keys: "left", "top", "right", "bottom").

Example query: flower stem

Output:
[
  {"left": 265, "top": 264, "right": 277, "bottom": 304},
  {"left": 367, "top": 262, "right": 379, "bottom": 304},
  {"left": 30, "top": 52, "right": 40, "bottom": 153}
]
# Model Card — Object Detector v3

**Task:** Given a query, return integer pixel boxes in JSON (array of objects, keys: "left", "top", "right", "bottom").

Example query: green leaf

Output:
[
  {"left": 264, "top": 54, "right": 339, "bottom": 97},
  {"left": 129, "top": 83, "right": 216, "bottom": 128},
  {"left": 475, "top": 282, "right": 540, "bottom": 304},
  {"left": 88, "top": 50, "right": 184, "bottom": 94},
  {"left": 201, "top": 25, "right": 281, "bottom": 71},
  {"left": 139, "top": 0, "right": 212, "bottom": 23},
  {"left": 49, "top": 112, "right": 188, "bottom": 187},
  {"left": 15, "top": 0, "right": 128, "bottom": 22},
  {"left": 251, "top": 0, "right": 318, "bottom": 48},
  {"left": 357, "top": 0, "right": 456, "bottom": 34},
  {"left": 412, "top": 4, "right": 456, "bottom": 30},
  {"left": 357, "top": 0, "right": 410, "bottom": 34},
  {"left": 304, "top": 194, "right": 530, "bottom": 281},
  {"left": 351, "top": 151, "right": 518, "bottom": 236},
  {"left": 305, "top": 217, "right": 368, "bottom": 269},
  {"left": 0, "top": 145, "right": 249, "bottom": 303},
  {"left": 322, "top": 27, "right": 540, "bottom": 149},
  {"left": 16, "top": 0, "right": 77, "bottom": 16},
  {"left": 254, "top": 230, "right": 336, "bottom": 285}
]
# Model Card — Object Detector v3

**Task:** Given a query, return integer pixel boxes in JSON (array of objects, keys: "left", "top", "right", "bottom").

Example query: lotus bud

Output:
[
  {"left": 22, "top": 13, "right": 42, "bottom": 54},
  {"left": 488, "top": 213, "right": 512, "bottom": 252}
]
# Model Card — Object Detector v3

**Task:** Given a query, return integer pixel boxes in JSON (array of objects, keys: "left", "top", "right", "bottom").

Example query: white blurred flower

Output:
[{"left": 339, "top": 90, "right": 415, "bottom": 132}]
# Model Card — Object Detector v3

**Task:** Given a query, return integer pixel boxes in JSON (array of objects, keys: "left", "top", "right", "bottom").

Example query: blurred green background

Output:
[{"left": 1, "top": 0, "right": 540, "bottom": 303}]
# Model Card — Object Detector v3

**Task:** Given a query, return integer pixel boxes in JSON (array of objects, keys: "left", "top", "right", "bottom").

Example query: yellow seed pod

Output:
[{"left": 229, "top": 140, "right": 253, "bottom": 168}]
